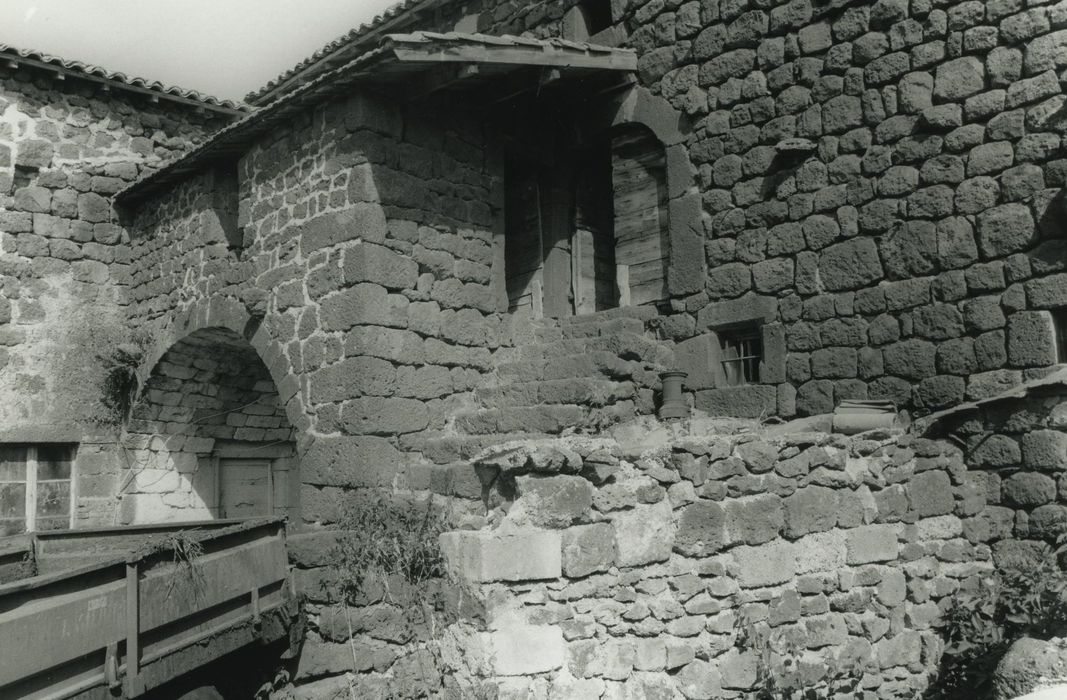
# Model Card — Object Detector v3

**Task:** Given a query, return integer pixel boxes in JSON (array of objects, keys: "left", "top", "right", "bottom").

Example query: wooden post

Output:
[
  {"left": 616, "top": 265, "right": 630, "bottom": 307},
  {"left": 125, "top": 560, "right": 143, "bottom": 696}
]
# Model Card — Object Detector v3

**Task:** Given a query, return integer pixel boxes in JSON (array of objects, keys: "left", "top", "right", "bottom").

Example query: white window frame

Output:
[{"left": 0, "top": 445, "right": 76, "bottom": 533}]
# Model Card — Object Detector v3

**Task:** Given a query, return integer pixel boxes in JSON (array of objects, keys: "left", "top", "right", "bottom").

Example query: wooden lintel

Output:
[{"left": 391, "top": 44, "right": 637, "bottom": 72}]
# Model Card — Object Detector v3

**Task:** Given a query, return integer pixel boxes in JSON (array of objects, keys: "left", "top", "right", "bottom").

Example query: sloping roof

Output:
[
  {"left": 245, "top": 0, "right": 449, "bottom": 105},
  {"left": 0, "top": 43, "right": 247, "bottom": 115},
  {"left": 117, "top": 32, "right": 636, "bottom": 208},
  {"left": 916, "top": 367, "right": 1067, "bottom": 435}
]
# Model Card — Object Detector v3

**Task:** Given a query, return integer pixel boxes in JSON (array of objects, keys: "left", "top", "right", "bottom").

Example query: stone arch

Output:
[
  {"left": 136, "top": 296, "right": 303, "bottom": 433},
  {"left": 120, "top": 321, "right": 301, "bottom": 525}
]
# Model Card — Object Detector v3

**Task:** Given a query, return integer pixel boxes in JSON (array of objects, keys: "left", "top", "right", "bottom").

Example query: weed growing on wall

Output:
[
  {"left": 736, "top": 611, "right": 864, "bottom": 699},
  {"left": 931, "top": 547, "right": 1067, "bottom": 699},
  {"left": 331, "top": 491, "right": 451, "bottom": 603},
  {"left": 98, "top": 342, "right": 145, "bottom": 424}
]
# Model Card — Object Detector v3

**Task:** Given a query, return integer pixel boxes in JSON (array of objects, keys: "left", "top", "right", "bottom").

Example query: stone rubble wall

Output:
[
  {"left": 0, "top": 66, "right": 231, "bottom": 526},
  {"left": 933, "top": 381, "right": 1067, "bottom": 568},
  {"left": 436, "top": 419, "right": 996, "bottom": 698}
]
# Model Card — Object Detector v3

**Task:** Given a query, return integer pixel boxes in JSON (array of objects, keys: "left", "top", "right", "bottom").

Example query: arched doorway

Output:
[{"left": 119, "top": 327, "right": 298, "bottom": 525}]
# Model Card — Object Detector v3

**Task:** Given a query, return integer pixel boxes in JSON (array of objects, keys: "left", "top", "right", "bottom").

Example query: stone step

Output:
[
  {"left": 476, "top": 377, "right": 638, "bottom": 409},
  {"left": 453, "top": 402, "right": 639, "bottom": 436}
]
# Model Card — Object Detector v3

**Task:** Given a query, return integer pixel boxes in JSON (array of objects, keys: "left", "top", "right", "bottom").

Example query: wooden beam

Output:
[
  {"left": 405, "top": 63, "right": 481, "bottom": 101},
  {"left": 390, "top": 43, "right": 637, "bottom": 71}
]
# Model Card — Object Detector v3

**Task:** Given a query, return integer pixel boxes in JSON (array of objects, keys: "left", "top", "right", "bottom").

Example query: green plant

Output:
[
  {"left": 930, "top": 548, "right": 1067, "bottom": 699},
  {"left": 331, "top": 491, "right": 451, "bottom": 604},
  {"left": 735, "top": 610, "right": 864, "bottom": 699},
  {"left": 98, "top": 342, "right": 144, "bottom": 422},
  {"left": 135, "top": 529, "right": 206, "bottom": 603}
]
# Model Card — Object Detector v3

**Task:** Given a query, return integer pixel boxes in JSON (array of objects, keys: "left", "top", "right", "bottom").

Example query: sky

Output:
[{"left": 0, "top": 0, "right": 401, "bottom": 101}]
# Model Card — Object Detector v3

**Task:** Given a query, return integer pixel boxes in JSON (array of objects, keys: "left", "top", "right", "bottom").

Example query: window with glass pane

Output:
[
  {"left": 0, "top": 444, "right": 75, "bottom": 535},
  {"left": 720, "top": 327, "right": 763, "bottom": 387}
]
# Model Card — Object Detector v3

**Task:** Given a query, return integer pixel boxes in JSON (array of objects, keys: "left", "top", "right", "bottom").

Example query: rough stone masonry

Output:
[{"left": 0, "top": 0, "right": 1066, "bottom": 696}]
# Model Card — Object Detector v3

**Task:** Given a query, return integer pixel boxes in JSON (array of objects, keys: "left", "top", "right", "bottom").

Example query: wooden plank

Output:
[
  {"left": 617, "top": 234, "right": 665, "bottom": 267},
  {"left": 616, "top": 265, "right": 630, "bottom": 307},
  {"left": 390, "top": 44, "right": 637, "bottom": 71}
]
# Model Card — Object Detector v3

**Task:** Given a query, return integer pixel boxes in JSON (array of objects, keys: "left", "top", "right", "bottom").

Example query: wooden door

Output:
[{"left": 218, "top": 459, "right": 272, "bottom": 518}]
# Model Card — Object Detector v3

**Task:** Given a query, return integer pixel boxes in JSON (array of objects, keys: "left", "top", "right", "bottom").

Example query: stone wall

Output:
[
  {"left": 420, "top": 418, "right": 995, "bottom": 698},
  {"left": 363, "top": 0, "right": 1067, "bottom": 420},
  {"left": 0, "top": 62, "right": 231, "bottom": 526},
  {"left": 929, "top": 376, "right": 1067, "bottom": 569}
]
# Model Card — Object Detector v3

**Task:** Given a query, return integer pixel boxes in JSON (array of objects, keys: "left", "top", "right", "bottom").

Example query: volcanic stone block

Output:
[
  {"left": 883, "top": 339, "right": 937, "bottom": 379},
  {"left": 819, "top": 238, "right": 884, "bottom": 291},
  {"left": 907, "top": 470, "right": 954, "bottom": 517},
  {"left": 1021, "top": 430, "right": 1067, "bottom": 471},
  {"left": 1002, "top": 472, "right": 1056, "bottom": 507},
  {"left": 783, "top": 486, "right": 838, "bottom": 538},
  {"left": 969, "top": 434, "right": 1021, "bottom": 468},
  {"left": 724, "top": 494, "right": 784, "bottom": 545},
  {"left": 341, "top": 397, "right": 429, "bottom": 435},
  {"left": 1007, "top": 311, "right": 1056, "bottom": 367},
  {"left": 976, "top": 203, "right": 1036, "bottom": 259},
  {"left": 439, "top": 529, "right": 561, "bottom": 582},
  {"left": 301, "top": 435, "right": 402, "bottom": 487},
  {"left": 1027, "top": 274, "right": 1067, "bottom": 309},
  {"left": 967, "top": 142, "right": 1015, "bottom": 177},
  {"left": 674, "top": 500, "right": 726, "bottom": 557},
  {"left": 561, "top": 523, "right": 616, "bottom": 577},
  {"left": 934, "top": 56, "right": 985, "bottom": 101},
  {"left": 343, "top": 242, "right": 418, "bottom": 290}
]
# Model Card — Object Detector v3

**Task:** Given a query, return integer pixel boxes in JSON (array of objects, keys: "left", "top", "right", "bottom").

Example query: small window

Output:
[
  {"left": 720, "top": 327, "right": 762, "bottom": 386},
  {"left": 0, "top": 444, "right": 76, "bottom": 535},
  {"left": 1054, "top": 308, "right": 1067, "bottom": 364}
]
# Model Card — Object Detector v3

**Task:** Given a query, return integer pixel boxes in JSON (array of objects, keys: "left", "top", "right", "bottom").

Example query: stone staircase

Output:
[{"left": 456, "top": 306, "right": 674, "bottom": 438}]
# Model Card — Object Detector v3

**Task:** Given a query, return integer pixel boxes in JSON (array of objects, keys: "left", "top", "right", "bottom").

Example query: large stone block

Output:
[
  {"left": 724, "top": 493, "right": 784, "bottom": 545},
  {"left": 674, "top": 500, "right": 726, "bottom": 557},
  {"left": 488, "top": 625, "right": 565, "bottom": 676},
  {"left": 1002, "top": 472, "right": 1056, "bottom": 507},
  {"left": 977, "top": 203, "right": 1036, "bottom": 259},
  {"left": 439, "top": 529, "right": 561, "bottom": 582},
  {"left": 320, "top": 283, "right": 409, "bottom": 331},
  {"left": 846, "top": 524, "right": 899, "bottom": 564},
  {"left": 783, "top": 486, "right": 838, "bottom": 538},
  {"left": 793, "top": 530, "right": 846, "bottom": 574},
  {"left": 514, "top": 475, "right": 594, "bottom": 528},
  {"left": 934, "top": 56, "right": 985, "bottom": 101},
  {"left": 1007, "top": 312, "right": 1056, "bottom": 367},
  {"left": 301, "top": 435, "right": 403, "bottom": 488},
  {"left": 301, "top": 204, "right": 387, "bottom": 251},
  {"left": 908, "top": 470, "right": 954, "bottom": 517},
  {"left": 340, "top": 397, "right": 429, "bottom": 435},
  {"left": 819, "top": 238, "right": 884, "bottom": 291},
  {"left": 1021, "top": 430, "right": 1067, "bottom": 471},
  {"left": 615, "top": 500, "right": 675, "bottom": 566},
  {"left": 733, "top": 541, "right": 796, "bottom": 587},
  {"left": 343, "top": 242, "right": 418, "bottom": 290},
  {"left": 561, "top": 523, "right": 616, "bottom": 578}
]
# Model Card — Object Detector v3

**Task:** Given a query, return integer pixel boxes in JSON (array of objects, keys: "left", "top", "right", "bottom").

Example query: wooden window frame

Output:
[
  {"left": 0, "top": 444, "right": 76, "bottom": 534},
  {"left": 718, "top": 326, "right": 763, "bottom": 387},
  {"left": 1053, "top": 308, "right": 1067, "bottom": 364}
]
